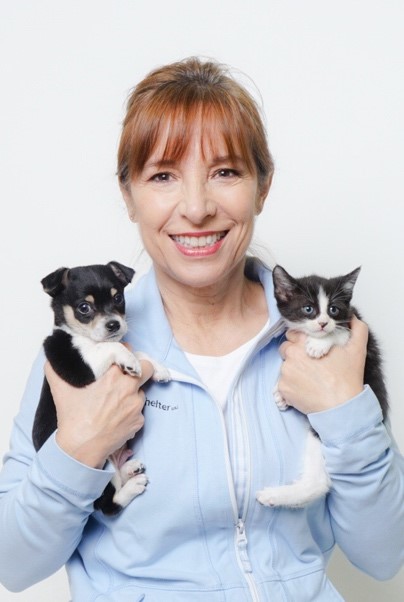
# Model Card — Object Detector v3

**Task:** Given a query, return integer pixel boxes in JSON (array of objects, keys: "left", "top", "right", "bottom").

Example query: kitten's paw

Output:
[
  {"left": 256, "top": 487, "right": 279, "bottom": 507},
  {"left": 273, "top": 385, "right": 289, "bottom": 411},
  {"left": 120, "top": 459, "right": 146, "bottom": 481},
  {"left": 305, "top": 338, "right": 331, "bottom": 359},
  {"left": 256, "top": 486, "right": 305, "bottom": 509},
  {"left": 113, "top": 472, "right": 148, "bottom": 507}
]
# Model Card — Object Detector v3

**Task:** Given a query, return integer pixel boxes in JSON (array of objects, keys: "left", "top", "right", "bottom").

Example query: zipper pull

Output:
[{"left": 236, "top": 519, "right": 252, "bottom": 573}]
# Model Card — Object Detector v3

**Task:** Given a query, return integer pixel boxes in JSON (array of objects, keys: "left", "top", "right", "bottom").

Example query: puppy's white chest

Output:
[{"left": 71, "top": 334, "right": 141, "bottom": 379}]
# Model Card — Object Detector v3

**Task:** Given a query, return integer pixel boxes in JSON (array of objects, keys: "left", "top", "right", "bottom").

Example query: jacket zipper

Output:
[
  {"left": 231, "top": 382, "right": 261, "bottom": 602},
  {"left": 168, "top": 320, "right": 284, "bottom": 601},
  {"left": 225, "top": 322, "right": 285, "bottom": 601}
]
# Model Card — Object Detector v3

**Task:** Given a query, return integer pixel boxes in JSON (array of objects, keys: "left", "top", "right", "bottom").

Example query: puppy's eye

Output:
[
  {"left": 113, "top": 293, "right": 124, "bottom": 305},
  {"left": 302, "top": 305, "right": 314, "bottom": 316},
  {"left": 329, "top": 305, "right": 340, "bottom": 317},
  {"left": 77, "top": 302, "right": 92, "bottom": 315}
]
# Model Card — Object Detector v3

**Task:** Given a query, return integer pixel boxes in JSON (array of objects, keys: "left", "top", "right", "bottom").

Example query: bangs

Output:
[
  {"left": 154, "top": 102, "right": 256, "bottom": 173},
  {"left": 120, "top": 95, "right": 259, "bottom": 184},
  {"left": 117, "top": 57, "right": 274, "bottom": 189}
]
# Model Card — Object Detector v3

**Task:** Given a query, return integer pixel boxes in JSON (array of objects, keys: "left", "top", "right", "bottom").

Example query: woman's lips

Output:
[{"left": 170, "top": 231, "right": 228, "bottom": 256}]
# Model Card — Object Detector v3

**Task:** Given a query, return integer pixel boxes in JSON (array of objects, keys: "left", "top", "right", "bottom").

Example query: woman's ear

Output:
[
  {"left": 119, "top": 182, "right": 137, "bottom": 222},
  {"left": 255, "top": 173, "right": 273, "bottom": 215}
]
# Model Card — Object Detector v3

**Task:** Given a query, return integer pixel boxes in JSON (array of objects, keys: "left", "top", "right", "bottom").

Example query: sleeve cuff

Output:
[
  {"left": 308, "top": 385, "right": 384, "bottom": 446},
  {"left": 32, "top": 433, "right": 114, "bottom": 507}
]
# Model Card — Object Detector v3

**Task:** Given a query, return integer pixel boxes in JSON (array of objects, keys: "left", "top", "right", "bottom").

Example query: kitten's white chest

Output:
[{"left": 305, "top": 328, "right": 350, "bottom": 358}]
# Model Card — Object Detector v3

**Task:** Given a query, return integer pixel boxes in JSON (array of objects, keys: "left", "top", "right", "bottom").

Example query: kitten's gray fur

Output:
[{"left": 257, "top": 265, "right": 388, "bottom": 508}]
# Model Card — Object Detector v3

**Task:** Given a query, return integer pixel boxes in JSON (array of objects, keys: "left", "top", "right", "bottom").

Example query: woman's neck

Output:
[{"left": 155, "top": 263, "right": 269, "bottom": 356}]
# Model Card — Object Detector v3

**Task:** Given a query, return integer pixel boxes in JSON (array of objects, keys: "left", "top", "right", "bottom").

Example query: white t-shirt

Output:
[
  {"left": 184, "top": 321, "right": 269, "bottom": 409},
  {"left": 185, "top": 322, "right": 270, "bottom": 514}
]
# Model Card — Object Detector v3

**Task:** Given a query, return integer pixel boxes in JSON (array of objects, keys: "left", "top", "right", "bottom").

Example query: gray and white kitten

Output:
[{"left": 257, "top": 265, "right": 388, "bottom": 508}]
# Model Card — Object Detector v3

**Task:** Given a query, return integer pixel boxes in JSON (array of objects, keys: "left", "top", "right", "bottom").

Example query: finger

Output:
[
  {"left": 279, "top": 340, "right": 293, "bottom": 360},
  {"left": 44, "top": 361, "right": 61, "bottom": 386},
  {"left": 285, "top": 329, "right": 306, "bottom": 343},
  {"left": 137, "top": 360, "right": 154, "bottom": 387},
  {"left": 349, "top": 315, "right": 369, "bottom": 346},
  {"left": 43, "top": 360, "right": 53, "bottom": 380}
]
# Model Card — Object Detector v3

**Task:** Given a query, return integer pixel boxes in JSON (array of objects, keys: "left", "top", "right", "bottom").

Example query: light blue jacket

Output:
[{"left": 0, "top": 260, "right": 403, "bottom": 601}]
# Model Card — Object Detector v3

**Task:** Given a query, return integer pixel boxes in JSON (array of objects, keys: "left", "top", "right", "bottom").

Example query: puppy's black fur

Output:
[{"left": 32, "top": 261, "right": 149, "bottom": 515}]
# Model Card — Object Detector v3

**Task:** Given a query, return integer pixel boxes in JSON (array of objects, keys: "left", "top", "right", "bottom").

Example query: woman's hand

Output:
[
  {"left": 45, "top": 359, "right": 154, "bottom": 469},
  {"left": 277, "top": 316, "right": 368, "bottom": 414}
]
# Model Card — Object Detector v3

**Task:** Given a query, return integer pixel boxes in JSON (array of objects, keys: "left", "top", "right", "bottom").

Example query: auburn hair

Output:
[{"left": 117, "top": 57, "right": 274, "bottom": 192}]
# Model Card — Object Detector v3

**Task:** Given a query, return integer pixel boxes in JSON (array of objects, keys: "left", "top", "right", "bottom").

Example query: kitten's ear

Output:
[
  {"left": 272, "top": 265, "right": 298, "bottom": 302},
  {"left": 341, "top": 267, "right": 361, "bottom": 294}
]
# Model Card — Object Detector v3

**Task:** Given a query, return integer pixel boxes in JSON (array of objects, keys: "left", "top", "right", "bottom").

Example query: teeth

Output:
[{"left": 172, "top": 232, "right": 225, "bottom": 248}]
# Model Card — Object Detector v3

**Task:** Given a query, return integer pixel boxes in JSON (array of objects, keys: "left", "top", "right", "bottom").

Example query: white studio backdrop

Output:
[{"left": 0, "top": 1, "right": 403, "bottom": 600}]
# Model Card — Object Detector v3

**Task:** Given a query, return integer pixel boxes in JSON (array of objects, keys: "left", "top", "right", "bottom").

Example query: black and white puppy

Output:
[{"left": 32, "top": 261, "right": 170, "bottom": 515}]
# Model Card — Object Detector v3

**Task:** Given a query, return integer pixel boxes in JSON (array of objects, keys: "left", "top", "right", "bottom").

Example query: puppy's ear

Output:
[
  {"left": 41, "top": 267, "right": 70, "bottom": 297},
  {"left": 108, "top": 261, "right": 135, "bottom": 286}
]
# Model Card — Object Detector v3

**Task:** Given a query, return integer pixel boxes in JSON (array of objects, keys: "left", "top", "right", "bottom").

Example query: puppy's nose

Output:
[{"left": 106, "top": 319, "right": 121, "bottom": 333}]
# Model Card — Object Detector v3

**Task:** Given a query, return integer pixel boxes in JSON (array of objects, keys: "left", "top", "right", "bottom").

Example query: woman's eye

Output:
[
  {"left": 329, "top": 305, "right": 340, "bottom": 317},
  {"left": 151, "top": 172, "right": 172, "bottom": 183},
  {"left": 113, "top": 293, "right": 124, "bottom": 305},
  {"left": 216, "top": 168, "right": 239, "bottom": 178},
  {"left": 77, "top": 302, "right": 92, "bottom": 315},
  {"left": 302, "top": 305, "right": 314, "bottom": 316}
]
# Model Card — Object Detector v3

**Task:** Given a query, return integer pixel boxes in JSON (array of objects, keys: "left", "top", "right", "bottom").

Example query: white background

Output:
[{"left": 0, "top": 1, "right": 403, "bottom": 600}]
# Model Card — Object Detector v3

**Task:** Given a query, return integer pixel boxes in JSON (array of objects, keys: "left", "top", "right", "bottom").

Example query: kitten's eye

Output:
[
  {"left": 329, "top": 306, "right": 340, "bottom": 317},
  {"left": 113, "top": 292, "right": 124, "bottom": 305},
  {"left": 302, "top": 305, "right": 314, "bottom": 316},
  {"left": 77, "top": 302, "right": 92, "bottom": 315}
]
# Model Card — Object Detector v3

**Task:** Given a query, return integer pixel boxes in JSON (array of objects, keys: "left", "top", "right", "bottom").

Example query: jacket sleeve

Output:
[
  {"left": 0, "top": 352, "right": 114, "bottom": 592},
  {"left": 308, "top": 386, "right": 404, "bottom": 580}
]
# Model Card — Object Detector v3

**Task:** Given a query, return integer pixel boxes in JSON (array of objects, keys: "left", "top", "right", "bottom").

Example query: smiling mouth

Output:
[{"left": 170, "top": 231, "right": 227, "bottom": 249}]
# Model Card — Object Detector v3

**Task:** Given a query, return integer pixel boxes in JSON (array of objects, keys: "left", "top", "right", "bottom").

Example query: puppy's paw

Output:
[
  {"left": 133, "top": 352, "right": 171, "bottom": 383},
  {"left": 117, "top": 352, "right": 142, "bottom": 377},
  {"left": 152, "top": 364, "right": 171, "bottom": 383},
  {"left": 120, "top": 362, "right": 142, "bottom": 377}
]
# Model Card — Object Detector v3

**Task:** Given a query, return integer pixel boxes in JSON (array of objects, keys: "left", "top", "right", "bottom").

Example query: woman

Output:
[{"left": 0, "top": 57, "right": 403, "bottom": 601}]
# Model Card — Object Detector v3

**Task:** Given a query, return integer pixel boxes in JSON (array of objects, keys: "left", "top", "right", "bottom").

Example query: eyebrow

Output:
[
  {"left": 210, "top": 155, "right": 244, "bottom": 166},
  {"left": 145, "top": 155, "right": 245, "bottom": 170},
  {"left": 144, "top": 159, "right": 177, "bottom": 170}
]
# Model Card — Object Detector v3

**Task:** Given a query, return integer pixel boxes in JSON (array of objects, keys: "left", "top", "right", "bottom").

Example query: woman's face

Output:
[{"left": 121, "top": 124, "right": 269, "bottom": 293}]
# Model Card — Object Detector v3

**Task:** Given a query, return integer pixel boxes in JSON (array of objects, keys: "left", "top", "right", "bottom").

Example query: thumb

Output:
[
  {"left": 285, "top": 329, "right": 306, "bottom": 344},
  {"left": 349, "top": 315, "right": 369, "bottom": 347},
  {"left": 137, "top": 360, "right": 154, "bottom": 387}
]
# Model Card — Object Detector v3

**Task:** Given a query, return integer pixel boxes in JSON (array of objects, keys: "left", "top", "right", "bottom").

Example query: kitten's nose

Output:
[
  {"left": 106, "top": 319, "right": 120, "bottom": 333},
  {"left": 318, "top": 321, "right": 328, "bottom": 329}
]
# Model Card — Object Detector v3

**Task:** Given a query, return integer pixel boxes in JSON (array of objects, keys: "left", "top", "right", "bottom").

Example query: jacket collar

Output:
[{"left": 124, "top": 257, "right": 283, "bottom": 371}]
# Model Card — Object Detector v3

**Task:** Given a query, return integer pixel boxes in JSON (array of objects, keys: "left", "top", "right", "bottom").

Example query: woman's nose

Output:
[{"left": 178, "top": 181, "right": 216, "bottom": 224}]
